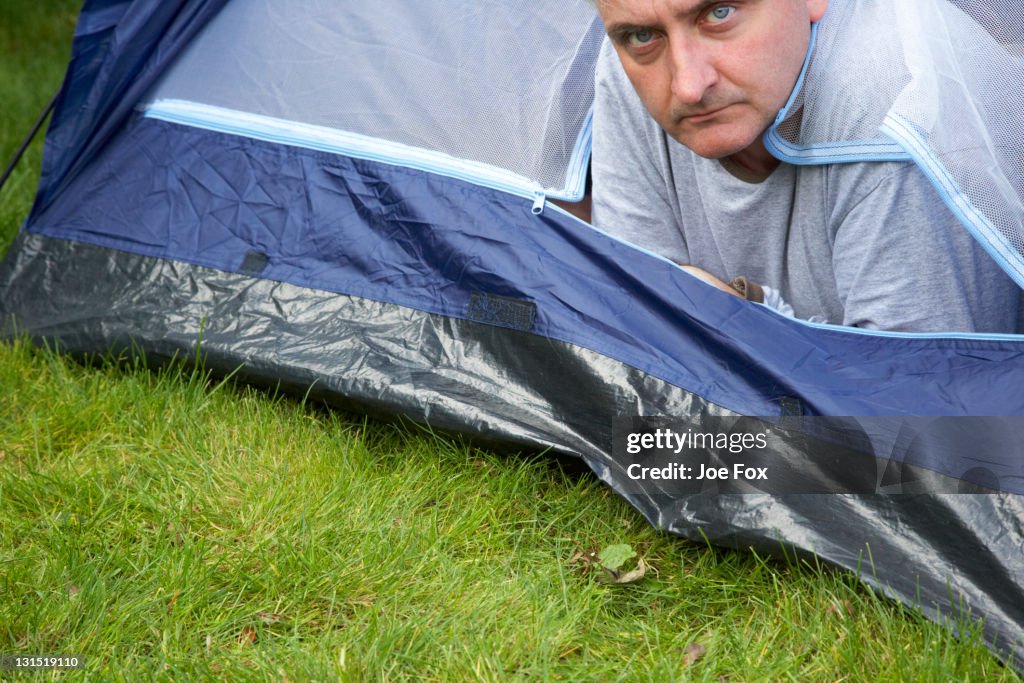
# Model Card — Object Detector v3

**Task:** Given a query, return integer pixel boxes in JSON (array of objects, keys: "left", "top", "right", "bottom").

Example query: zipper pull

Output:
[{"left": 531, "top": 191, "right": 546, "bottom": 215}]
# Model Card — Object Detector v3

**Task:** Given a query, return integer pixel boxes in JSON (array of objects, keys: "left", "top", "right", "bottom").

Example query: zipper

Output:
[
  {"left": 142, "top": 99, "right": 587, "bottom": 207},
  {"left": 531, "top": 191, "right": 546, "bottom": 215}
]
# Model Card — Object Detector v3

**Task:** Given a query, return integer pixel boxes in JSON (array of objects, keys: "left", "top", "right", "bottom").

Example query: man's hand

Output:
[{"left": 679, "top": 265, "right": 743, "bottom": 298}]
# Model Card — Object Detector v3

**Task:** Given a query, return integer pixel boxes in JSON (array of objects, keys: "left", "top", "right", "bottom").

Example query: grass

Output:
[
  {"left": 0, "top": 2, "right": 1021, "bottom": 681},
  {"left": 0, "top": 0, "right": 77, "bottom": 255}
]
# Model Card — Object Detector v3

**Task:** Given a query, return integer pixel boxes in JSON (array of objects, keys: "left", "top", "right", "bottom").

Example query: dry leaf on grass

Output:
[
  {"left": 568, "top": 542, "right": 649, "bottom": 583},
  {"left": 257, "top": 611, "right": 284, "bottom": 624},
  {"left": 683, "top": 642, "right": 707, "bottom": 666},
  {"left": 348, "top": 594, "right": 376, "bottom": 607},
  {"left": 825, "top": 599, "right": 854, "bottom": 618},
  {"left": 599, "top": 557, "right": 648, "bottom": 584},
  {"left": 568, "top": 548, "right": 600, "bottom": 572},
  {"left": 167, "top": 588, "right": 181, "bottom": 612},
  {"left": 238, "top": 626, "right": 258, "bottom": 646}
]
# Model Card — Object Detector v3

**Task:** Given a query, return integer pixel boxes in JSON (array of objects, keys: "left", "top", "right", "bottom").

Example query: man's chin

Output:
[
  {"left": 669, "top": 125, "right": 763, "bottom": 161},
  {"left": 674, "top": 137, "right": 751, "bottom": 160}
]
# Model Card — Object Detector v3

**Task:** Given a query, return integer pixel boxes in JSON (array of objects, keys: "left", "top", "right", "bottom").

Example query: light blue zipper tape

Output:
[
  {"left": 545, "top": 204, "right": 1023, "bottom": 342},
  {"left": 562, "top": 108, "right": 594, "bottom": 202},
  {"left": 145, "top": 101, "right": 1020, "bottom": 342},
  {"left": 142, "top": 99, "right": 588, "bottom": 206},
  {"left": 881, "top": 112, "right": 1024, "bottom": 291},
  {"left": 763, "top": 16, "right": 911, "bottom": 165}
]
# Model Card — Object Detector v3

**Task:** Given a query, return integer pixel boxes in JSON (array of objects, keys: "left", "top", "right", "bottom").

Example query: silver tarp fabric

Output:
[{"left": 2, "top": 233, "right": 1024, "bottom": 668}]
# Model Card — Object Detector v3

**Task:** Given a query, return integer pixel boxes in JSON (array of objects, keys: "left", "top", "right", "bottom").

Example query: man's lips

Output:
[{"left": 681, "top": 105, "right": 731, "bottom": 123}]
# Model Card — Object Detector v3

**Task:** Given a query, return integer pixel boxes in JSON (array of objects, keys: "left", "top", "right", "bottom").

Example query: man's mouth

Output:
[{"left": 682, "top": 106, "right": 730, "bottom": 123}]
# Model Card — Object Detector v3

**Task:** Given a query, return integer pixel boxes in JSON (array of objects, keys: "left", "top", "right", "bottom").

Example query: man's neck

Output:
[{"left": 720, "top": 137, "right": 780, "bottom": 183}]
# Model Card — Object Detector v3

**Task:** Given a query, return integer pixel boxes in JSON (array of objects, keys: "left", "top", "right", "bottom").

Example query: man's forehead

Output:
[{"left": 596, "top": 0, "right": 721, "bottom": 23}]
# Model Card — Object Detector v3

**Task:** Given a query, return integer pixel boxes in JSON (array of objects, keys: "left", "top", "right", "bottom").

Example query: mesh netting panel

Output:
[
  {"left": 143, "top": 0, "right": 603, "bottom": 194},
  {"left": 774, "top": 0, "right": 1024, "bottom": 286},
  {"left": 774, "top": 1, "right": 911, "bottom": 148}
]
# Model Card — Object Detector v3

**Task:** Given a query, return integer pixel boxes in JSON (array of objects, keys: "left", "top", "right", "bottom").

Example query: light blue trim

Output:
[
  {"left": 772, "top": 17, "right": 819, "bottom": 128},
  {"left": 143, "top": 99, "right": 591, "bottom": 204},
  {"left": 881, "top": 112, "right": 1024, "bottom": 290},
  {"left": 757, "top": 7, "right": 1024, "bottom": 309},
  {"left": 762, "top": 15, "right": 910, "bottom": 165},
  {"left": 786, "top": 316, "right": 1024, "bottom": 342},
  {"left": 765, "top": 136, "right": 910, "bottom": 165},
  {"left": 562, "top": 109, "right": 594, "bottom": 202},
  {"left": 544, "top": 206, "right": 1024, "bottom": 342},
  {"left": 146, "top": 101, "right": 1023, "bottom": 343}
]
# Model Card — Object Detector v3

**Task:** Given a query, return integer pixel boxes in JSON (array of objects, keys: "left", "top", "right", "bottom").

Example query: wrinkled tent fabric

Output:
[{"left": 1, "top": 0, "right": 1023, "bottom": 668}]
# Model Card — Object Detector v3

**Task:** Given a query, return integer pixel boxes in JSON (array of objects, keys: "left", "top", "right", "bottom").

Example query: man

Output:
[{"left": 589, "top": 0, "right": 1021, "bottom": 332}]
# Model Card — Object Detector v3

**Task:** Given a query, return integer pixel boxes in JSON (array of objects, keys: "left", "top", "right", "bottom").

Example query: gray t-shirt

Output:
[{"left": 591, "top": 39, "right": 1021, "bottom": 333}]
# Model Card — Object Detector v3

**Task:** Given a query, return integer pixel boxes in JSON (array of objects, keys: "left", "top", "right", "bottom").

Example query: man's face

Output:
[{"left": 597, "top": 0, "right": 828, "bottom": 161}]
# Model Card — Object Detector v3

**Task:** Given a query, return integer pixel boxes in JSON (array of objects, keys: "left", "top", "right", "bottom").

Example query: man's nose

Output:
[{"left": 668, "top": 41, "right": 718, "bottom": 105}]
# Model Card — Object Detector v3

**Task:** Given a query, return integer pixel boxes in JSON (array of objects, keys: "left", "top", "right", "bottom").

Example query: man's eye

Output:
[
  {"left": 627, "top": 29, "right": 656, "bottom": 47},
  {"left": 706, "top": 6, "right": 735, "bottom": 23}
]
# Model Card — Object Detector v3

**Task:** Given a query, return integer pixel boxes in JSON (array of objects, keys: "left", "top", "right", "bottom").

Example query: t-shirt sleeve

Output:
[
  {"left": 830, "top": 164, "right": 1020, "bottom": 333},
  {"left": 590, "top": 38, "right": 690, "bottom": 265}
]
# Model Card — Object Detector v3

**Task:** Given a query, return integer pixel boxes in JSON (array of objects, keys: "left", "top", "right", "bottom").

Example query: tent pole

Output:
[{"left": 0, "top": 88, "right": 60, "bottom": 197}]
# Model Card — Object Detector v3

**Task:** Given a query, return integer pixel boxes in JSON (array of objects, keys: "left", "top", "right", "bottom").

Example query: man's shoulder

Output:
[{"left": 804, "top": 159, "right": 934, "bottom": 220}]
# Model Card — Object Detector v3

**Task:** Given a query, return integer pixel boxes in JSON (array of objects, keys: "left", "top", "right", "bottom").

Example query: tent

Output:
[{"left": 1, "top": 0, "right": 1023, "bottom": 668}]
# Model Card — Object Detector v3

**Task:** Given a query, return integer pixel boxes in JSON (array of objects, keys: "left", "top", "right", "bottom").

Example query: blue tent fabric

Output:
[
  {"left": 3, "top": 0, "right": 1024, "bottom": 668},
  {"left": 32, "top": 0, "right": 229, "bottom": 215},
  {"left": 29, "top": 116, "right": 1024, "bottom": 423}
]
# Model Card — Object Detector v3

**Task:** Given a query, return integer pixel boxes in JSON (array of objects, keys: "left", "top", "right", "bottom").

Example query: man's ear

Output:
[{"left": 807, "top": 0, "right": 828, "bottom": 23}]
